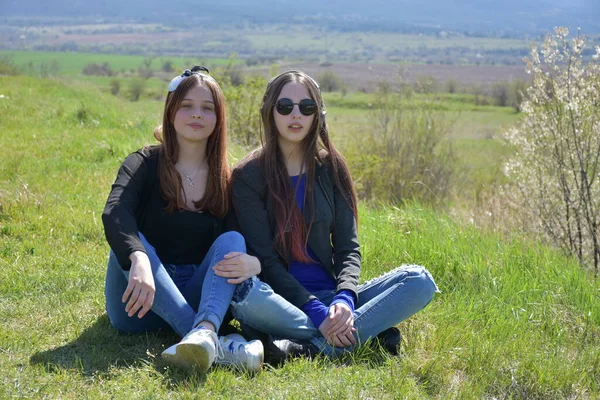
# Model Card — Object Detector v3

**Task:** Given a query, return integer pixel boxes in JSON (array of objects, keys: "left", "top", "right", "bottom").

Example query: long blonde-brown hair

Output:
[
  {"left": 258, "top": 70, "right": 357, "bottom": 262},
  {"left": 154, "top": 73, "right": 230, "bottom": 218}
]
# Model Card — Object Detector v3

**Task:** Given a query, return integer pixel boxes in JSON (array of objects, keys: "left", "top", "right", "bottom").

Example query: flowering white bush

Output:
[{"left": 505, "top": 27, "right": 600, "bottom": 273}]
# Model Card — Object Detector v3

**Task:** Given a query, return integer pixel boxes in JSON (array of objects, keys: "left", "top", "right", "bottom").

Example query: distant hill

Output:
[{"left": 1, "top": 0, "right": 599, "bottom": 36}]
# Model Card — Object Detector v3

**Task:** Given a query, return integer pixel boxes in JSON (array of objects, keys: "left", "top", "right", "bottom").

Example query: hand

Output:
[
  {"left": 317, "top": 311, "right": 356, "bottom": 348},
  {"left": 326, "top": 303, "right": 356, "bottom": 347},
  {"left": 318, "top": 318, "right": 339, "bottom": 347},
  {"left": 122, "top": 251, "right": 155, "bottom": 318},
  {"left": 330, "top": 330, "right": 357, "bottom": 347},
  {"left": 212, "top": 252, "right": 261, "bottom": 284}
]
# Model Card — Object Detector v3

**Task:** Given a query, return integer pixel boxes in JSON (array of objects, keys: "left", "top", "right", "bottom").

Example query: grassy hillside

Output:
[{"left": 1, "top": 76, "right": 599, "bottom": 398}]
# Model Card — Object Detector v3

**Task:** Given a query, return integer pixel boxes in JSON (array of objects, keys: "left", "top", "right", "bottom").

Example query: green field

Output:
[
  {"left": 1, "top": 75, "right": 599, "bottom": 398},
  {"left": 0, "top": 50, "right": 240, "bottom": 75}
]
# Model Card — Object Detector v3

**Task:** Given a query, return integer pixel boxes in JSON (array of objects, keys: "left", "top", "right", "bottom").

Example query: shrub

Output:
[
  {"left": 211, "top": 55, "right": 261, "bottom": 147},
  {"left": 142, "top": 57, "right": 154, "bottom": 69},
  {"left": 317, "top": 69, "right": 343, "bottom": 92},
  {"left": 504, "top": 27, "right": 600, "bottom": 273},
  {"left": 245, "top": 57, "right": 259, "bottom": 67},
  {"left": 413, "top": 75, "right": 439, "bottom": 94},
  {"left": 510, "top": 79, "right": 528, "bottom": 112},
  {"left": 491, "top": 82, "right": 509, "bottom": 106},
  {"left": 82, "top": 62, "right": 113, "bottom": 76},
  {"left": 128, "top": 78, "right": 146, "bottom": 101},
  {"left": 110, "top": 79, "right": 120, "bottom": 96},
  {"left": 39, "top": 60, "right": 60, "bottom": 77},
  {"left": 222, "top": 76, "right": 265, "bottom": 148},
  {"left": 345, "top": 83, "right": 456, "bottom": 205},
  {"left": 137, "top": 67, "right": 153, "bottom": 79},
  {"left": 225, "top": 66, "right": 244, "bottom": 86},
  {"left": 75, "top": 104, "right": 89, "bottom": 124},
  {"left": 445, "top": 79, "right": 459, "bottom": 94},
  {"left": 0, "top": 55, "right": 19, "bottom": 76},
  {"left": 162, "top": 60, "right": 175, "bottom": 73},
  {"left": 471, "top": 85, "right": 492, "bottom": 106},
  {"left": 219, "top": 53, "right": 245, "bottom": 86}
]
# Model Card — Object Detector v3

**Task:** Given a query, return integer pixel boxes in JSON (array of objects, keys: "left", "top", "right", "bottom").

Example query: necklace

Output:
[{"left": 177, "top": 166, "right": 201, "bottom": 187}]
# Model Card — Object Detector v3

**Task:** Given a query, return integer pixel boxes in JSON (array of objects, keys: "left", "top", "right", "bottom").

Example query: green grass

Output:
[
  {"left": 326, "top": 98, "right": 519, "bottom": 199},
  {"left": 0, "top": 50, "right": 250, "bottom": 101},
  {"left": 322, "top": 90, "right": 521, "bottom": 204},
  {"left": 323, "top": 91, "right": 517, "bottom": 114},
  {"left": 1, "top": 76, "right": 599, "bottom": 398},
  {"left": 0, "top": 50, "right": 240, "bottom": 76}
]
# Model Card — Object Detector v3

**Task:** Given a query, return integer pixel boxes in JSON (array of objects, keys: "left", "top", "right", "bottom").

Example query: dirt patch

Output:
[{"left": 250, "top": 62, "right": 530, "bottom": 91}]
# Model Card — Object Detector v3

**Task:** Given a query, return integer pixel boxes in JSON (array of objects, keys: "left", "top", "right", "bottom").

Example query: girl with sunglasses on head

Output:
[
  {"left": 102, "top": 67, "right": 263, "bottom": 373},
  {"left": 229, "top": 70, "right": 439, "bottom": 360}
]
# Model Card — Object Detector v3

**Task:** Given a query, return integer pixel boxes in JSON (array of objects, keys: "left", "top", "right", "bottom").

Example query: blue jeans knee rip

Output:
[{"left": 232, "top": 276, "right": 257, "bottom": 304}]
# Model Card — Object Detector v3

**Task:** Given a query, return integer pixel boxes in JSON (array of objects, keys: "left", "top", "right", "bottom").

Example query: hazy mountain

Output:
[{"left": 1, "top": 0, "right": 598, "bottom": 35}]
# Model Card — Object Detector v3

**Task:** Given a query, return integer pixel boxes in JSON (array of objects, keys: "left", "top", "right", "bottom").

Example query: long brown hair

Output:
[
  {"left": 153, "top": 73, "right": 230, "bottom": 218},
  {"left": 258, "top": 70, "right": 357, "bottom": 263}
]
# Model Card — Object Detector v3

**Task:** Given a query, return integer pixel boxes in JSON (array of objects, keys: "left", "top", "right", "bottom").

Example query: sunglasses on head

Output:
[{"left": 274, "top": 98, "right": 318, "bottom": 116}]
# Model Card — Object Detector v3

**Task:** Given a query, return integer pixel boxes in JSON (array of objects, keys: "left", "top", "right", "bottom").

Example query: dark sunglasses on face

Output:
[{"left": 274, "top": 98, "right": 318, "bottom": 116}]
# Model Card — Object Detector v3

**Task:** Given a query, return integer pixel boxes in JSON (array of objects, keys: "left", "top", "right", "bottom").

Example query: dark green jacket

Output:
[{"left": 232, "top": 156, "right": 361, "bottom": 308}]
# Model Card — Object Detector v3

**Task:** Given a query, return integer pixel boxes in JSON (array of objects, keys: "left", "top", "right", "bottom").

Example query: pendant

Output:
[{"left": 184, "top": 175, "right": 195, "bottom": 187}]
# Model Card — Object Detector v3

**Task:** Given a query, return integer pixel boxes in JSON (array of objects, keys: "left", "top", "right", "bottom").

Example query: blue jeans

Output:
[
  {"left": 230, "top": 265, "right": 439, "bottom": 357},
  {"left": 105, "top": 231, "right": 246, "bottom": 338}
]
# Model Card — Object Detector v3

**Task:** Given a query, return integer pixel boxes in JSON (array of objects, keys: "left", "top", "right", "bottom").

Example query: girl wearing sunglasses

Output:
[
  {"left": 229, "top": 70, "right": 439, "bottom": 359},
  {"left": 102, "top": 67, "right": 264, "bottom": 373}
]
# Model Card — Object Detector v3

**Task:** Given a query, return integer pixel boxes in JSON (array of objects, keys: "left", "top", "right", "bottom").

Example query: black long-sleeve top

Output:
[{"left": 102, "top": 146, "right": 226, "bottom": 270}]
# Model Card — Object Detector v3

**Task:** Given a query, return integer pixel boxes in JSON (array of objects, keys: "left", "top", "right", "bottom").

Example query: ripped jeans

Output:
[{"left": 230, "top": 265, "right": 439, "bottom": 357}]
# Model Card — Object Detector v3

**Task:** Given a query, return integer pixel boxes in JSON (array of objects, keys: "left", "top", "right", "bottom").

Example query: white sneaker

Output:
[
  {"left": 215, "top": 333, "right": 264, "bottom": 372},
  {"left": 161, "top": 328, "right": 217, "bottom": 372}
]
